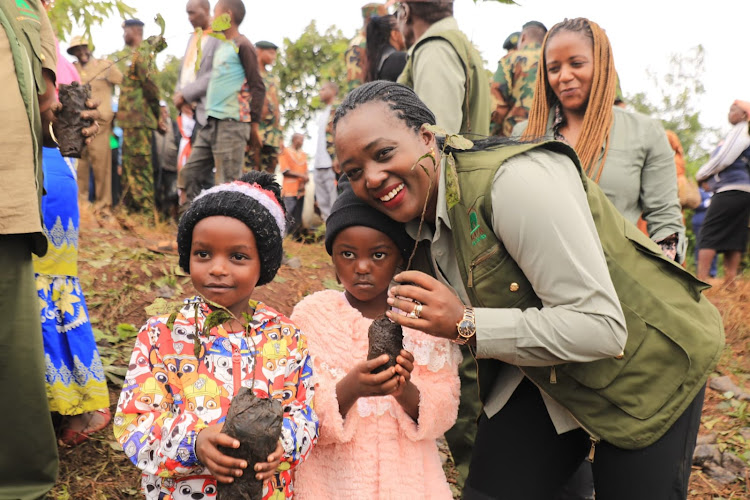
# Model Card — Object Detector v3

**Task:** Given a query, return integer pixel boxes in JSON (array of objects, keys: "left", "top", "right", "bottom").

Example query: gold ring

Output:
[{"left": 413, "top": 303, "right": 422, "bottom": 319}]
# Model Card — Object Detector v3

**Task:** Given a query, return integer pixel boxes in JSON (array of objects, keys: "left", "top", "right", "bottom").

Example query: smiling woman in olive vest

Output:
[{"left": 333, "top": 80, "right": 723, "bottom": 500}]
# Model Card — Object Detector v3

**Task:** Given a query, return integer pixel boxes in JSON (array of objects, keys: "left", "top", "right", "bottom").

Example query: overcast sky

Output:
[{"left": 76, "top": 0, "right": 750, "bottom": 137}]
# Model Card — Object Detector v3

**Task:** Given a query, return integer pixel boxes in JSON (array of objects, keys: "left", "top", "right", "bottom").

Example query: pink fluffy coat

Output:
[{"left": 291, "top": 290, "right": 461, "bottom": 500}]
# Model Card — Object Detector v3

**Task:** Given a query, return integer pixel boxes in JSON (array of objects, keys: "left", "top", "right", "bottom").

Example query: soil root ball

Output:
[
  {"left": 217, "top": 387, "right": 283, "bottom": 500},
  {"left": 57, "top": 81, "right": 93, "bottom": 158},
  {"left": 367, "top": 315, "right": 403, "bottom": 374}
]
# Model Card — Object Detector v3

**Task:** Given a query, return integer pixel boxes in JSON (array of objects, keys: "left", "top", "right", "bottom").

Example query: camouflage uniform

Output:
[
  {"left": 117, "top": 46, "right": 161, "bottom": 214},
  {"left": 344, "top": 31, "right": 367, "bottom": 93},
  {"left": 491, "top": 42, "right": 542, "bottom": 137},
  {"left": 245, "top": 71, "right": 282, "bottom": 172},
  {"left": 344, "top": 3, "right": 386, "bottom": 93}
]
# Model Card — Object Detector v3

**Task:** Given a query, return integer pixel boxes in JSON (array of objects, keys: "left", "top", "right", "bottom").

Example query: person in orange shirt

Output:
[{"left": 280, "top": 133, "right": 309, "bottom": 239}]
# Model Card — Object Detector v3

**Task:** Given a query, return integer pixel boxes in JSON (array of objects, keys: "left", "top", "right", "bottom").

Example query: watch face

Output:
[{"left": 458, "top": 319, "right": 475, "bottom": 336}]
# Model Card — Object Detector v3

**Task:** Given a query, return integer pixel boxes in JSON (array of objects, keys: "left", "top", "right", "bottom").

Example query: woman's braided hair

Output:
[
  {"left": 334, "top": 80, "right": 523, "bottom": 155},
  {"left": 333, "top": 81, "right": 436, "bottom": 133},
  {"left": 523, "top": 18, "right": 617, "bottom": 182}
]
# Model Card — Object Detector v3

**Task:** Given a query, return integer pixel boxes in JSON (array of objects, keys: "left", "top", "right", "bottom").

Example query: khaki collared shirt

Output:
[
  {"left": 74, "top": 57, "right": 122, "bottom": 123},
  {"left": 406, "top": 17, "right": 466, "bottom": 135},
  {"left": 406, "top": 149, "right": 625, "bottom": 433},
  {"left": 0, "top": 2, "right": 56, "bottom": 238}
]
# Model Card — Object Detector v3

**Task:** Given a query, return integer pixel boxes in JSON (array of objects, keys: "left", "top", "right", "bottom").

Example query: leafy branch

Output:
[
  {"left": 405, "top": 125, "right": 473, "bottom": 270},
  {"left": 90, "top": 14, "right": 168, "bottom": 82},
  {"left": 48, "top": 0, "right": 136, "bottom": 43},
  {"left": 194, "top": 13, "right": 235, "bottom": 74}
]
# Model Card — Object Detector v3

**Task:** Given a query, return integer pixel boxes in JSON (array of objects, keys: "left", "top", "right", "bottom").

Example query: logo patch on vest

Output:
[{"left": 469, "top": 209, "right": 487, "bottom": 246}]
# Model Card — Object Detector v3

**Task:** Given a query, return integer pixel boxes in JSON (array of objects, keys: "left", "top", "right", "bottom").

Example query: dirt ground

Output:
[{"left": 46, "top": 211, "right": 749, "bottom": 499}]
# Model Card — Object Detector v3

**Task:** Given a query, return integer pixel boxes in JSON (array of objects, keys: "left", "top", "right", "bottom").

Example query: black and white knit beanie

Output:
[
  {"left": 177, "top": 171, "right": 286, "bottom": 286},
  {"left": 325, "top": 179, "right": 414, "bottom": 262}
]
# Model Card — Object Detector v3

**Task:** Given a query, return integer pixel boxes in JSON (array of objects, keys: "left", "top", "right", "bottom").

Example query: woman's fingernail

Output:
[
  {"left": 387, "top": 297, "right": 394, "bottom": 305},
  {"left": 256, "top": 474, "right": 262, "bottom": 480},
  {"left": 236, "top": 470, "right": 243, "bottom": 477},
  {"left": 240, "top": 461, "right": 247, "bottom": 469}
]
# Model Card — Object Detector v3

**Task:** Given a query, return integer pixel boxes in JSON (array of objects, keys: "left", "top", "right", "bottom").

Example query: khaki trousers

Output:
[{"left": 77, "top": 120, "right": 113, "bottom": 208}]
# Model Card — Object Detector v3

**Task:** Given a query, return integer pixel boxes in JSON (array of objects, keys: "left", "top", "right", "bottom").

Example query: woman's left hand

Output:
[{"left": 386, "top": 270, "right": 465, "bottom": 341}]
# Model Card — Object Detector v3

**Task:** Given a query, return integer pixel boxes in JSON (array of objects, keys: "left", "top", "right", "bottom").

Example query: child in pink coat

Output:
[{"left": 291, "top": 186, "right": 460, "bottom": 499}]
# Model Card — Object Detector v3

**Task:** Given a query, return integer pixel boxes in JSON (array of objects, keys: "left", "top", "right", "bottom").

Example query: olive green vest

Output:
[
  {"left": 399, "top": 29, "right": 490, "bottom": 137},
  {"left": 446, "top": 141, "right": 724, "bottom": 449}
]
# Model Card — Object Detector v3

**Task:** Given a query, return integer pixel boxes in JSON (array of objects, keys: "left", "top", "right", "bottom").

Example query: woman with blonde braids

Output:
[{"left": 517, "top": 18, "right": 686, "bottom": 262}]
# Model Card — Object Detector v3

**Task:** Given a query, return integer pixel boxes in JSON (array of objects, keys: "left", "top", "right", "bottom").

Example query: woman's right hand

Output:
[{"left": 195, "top": 423, "right": 248, "bottom": 483}]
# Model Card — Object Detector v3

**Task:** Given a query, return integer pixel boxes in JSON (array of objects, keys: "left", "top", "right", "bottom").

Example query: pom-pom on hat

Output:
[
  {"left": 325, "top": 178, "right": 414, "bottom": 262},
  {"left": 177, "top": 171, "right": 286, "bottom": 286}
]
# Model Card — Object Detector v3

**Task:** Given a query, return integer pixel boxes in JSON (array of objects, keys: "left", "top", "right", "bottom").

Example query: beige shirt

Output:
[
  {"left": 0, "top": 8, "right": 56, "bottom": 238},
  {"left": 407, "top": 17, "right": 466, "bottom": 135},
  {"left": 74, "top": 57, "right": 122, "bottom": 123},
  {"left": 406, "top": 149, "right": 626, "bottom": 433},
  {"left": 514, "top": 107, "right": 686, "bottom": 260}
]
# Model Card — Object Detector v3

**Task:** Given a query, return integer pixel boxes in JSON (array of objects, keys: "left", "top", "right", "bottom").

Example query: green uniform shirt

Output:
[{"left": 259, "top": 70, "right": 282, "bottom": 148}]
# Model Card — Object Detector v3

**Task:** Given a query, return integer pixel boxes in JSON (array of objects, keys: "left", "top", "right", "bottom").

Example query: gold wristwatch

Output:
[{"left": 453, "top": 306, "right": 476, "bottom": 345}]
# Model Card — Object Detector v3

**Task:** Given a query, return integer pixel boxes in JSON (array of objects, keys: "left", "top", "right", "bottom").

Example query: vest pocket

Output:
[
  {"left": 468, "top": 243, "right": 537, "bottom": 309},
  {"left": 562, "top": 302, "right": 689, "bottom": 420},
  {"left": 622, "top": 220, "right": 708, "bottom": 301}
]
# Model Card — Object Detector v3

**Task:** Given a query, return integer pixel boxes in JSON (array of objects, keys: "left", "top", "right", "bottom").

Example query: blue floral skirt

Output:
[{"left": 34, "top": 147, "right": 108, "bottom": 415}]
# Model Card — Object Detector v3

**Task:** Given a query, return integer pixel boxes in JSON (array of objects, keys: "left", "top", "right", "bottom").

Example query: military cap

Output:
[
  {"left": 122, "top": 19, "right": 144, "bottom": 28},
  {"left": 255, "top": 40, "right": 279, "bottom": 50},
  {"left": 361, "top": 2, "right": 387, "bottom": 19},
  {"left": 522, "top": 20, "right": 547, "bottom": 32},
  {"left": 503, "top": 31, "right": 520, "bottom": 51},
  {"left": 66, "top": 35, "right": 89, "bottom": 55}
]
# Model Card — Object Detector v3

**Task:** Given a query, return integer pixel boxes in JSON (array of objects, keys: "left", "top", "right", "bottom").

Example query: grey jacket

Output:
[{"left": 176, "top": 35, "right": 220, "bottom": 126}]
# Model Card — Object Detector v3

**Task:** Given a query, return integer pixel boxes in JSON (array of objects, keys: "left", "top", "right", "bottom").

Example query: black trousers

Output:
[{"left": 463, "top": 378, "right": 705, "bottom": 500}]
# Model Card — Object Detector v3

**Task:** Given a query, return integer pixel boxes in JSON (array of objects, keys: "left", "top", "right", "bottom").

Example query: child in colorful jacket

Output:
[{"left": 114, "top": 171, "right": 318, "bottom": 499}]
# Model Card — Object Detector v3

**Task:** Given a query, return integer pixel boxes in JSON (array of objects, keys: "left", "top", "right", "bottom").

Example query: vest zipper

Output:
[
  {"left": 550, "top": 366, "right": 557, "bottom": 384},
  {"left": 231, "top": 343, "right": 241, "bottom": 397},
  {"left": 519, "top": 368, "right": 600, "bottom": 462},
  {"left": 587, "top": 436, "right": 598, "bottom": 462},
  {"left": 467, "top": 245, "right": 500, "bottom": 288}
]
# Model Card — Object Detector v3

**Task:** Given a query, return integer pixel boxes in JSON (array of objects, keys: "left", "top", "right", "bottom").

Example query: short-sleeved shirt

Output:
[
  {"left": 206, "top": 35, "right": 265, "bottom": 123},
  {"left": 280, "top": 147, "right": 308, "bottom": 197},
  {"left": 74, "top": 57, "right": 123, "bottom": 123}
]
